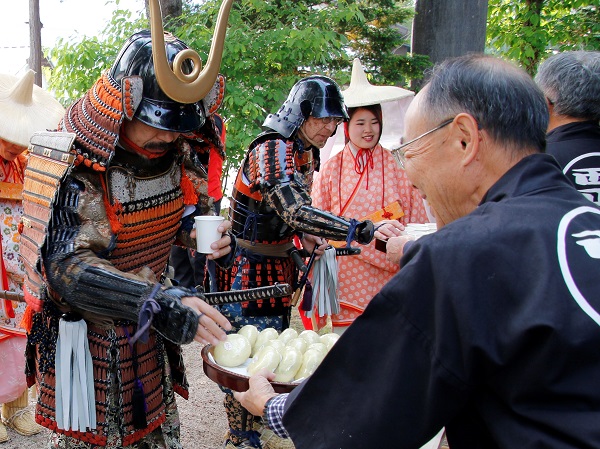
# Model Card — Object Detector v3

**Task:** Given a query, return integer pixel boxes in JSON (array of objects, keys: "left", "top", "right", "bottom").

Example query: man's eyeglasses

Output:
[
  {"left": 392, "top": 117, "right": 455, "bottom": 169},
  {"left": 316, "top": 116, "right": 344, "bottom": 127}
]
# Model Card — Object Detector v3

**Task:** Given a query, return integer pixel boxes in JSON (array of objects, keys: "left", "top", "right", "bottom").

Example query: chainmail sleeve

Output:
[{"left": 42, "top": 170, "right": 200, "bottom": 345}]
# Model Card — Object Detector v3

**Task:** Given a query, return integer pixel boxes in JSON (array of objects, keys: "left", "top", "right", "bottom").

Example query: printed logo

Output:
[
  {"left": 563, "top": 152, "right": 600, "bottom": 205},
  {"left": 557, "top": 206, "right": 600, "bottom": 326}
]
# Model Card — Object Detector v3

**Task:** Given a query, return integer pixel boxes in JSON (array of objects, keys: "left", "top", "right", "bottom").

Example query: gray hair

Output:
[
  {"left": 422, "top": 54, "right": 548, "bottom": 154},
  {"left": 535, "top": 51, "right": 600, "bottom": 121}
]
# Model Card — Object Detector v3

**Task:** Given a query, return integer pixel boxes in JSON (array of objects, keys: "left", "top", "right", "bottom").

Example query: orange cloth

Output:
[
  {"left": 311, "top": 144, "right": 428, "bottom": 327},
  {"left": 208, "top": 113, "right": 225, "bottom": 202}
]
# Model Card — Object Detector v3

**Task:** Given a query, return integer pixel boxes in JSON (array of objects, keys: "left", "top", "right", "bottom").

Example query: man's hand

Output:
[
  {"left": 385, "top": 235, "right": 416, "bottom": 265},
  {"left": 181, "top": 296, "right": 232, "bottom": 345},
  {"left": 233, "top": 370, "right": 279, "bottom": 416},
  {"left": 301, "top": 234, "right": 328, "bottom": 260},
  {"left": 191, "top": 219, "right": 233, "bottom": 260},
  {"left": 374, "top": 219, "right": 405, "bottom": 241}
]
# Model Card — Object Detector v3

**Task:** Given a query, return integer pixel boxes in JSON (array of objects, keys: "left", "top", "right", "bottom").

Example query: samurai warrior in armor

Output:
[
  {"left": 216, "top": 76, "right": 375, "bottom": 448},
  {"left": 20, "top": 1, "right": 236, "bottom": 447}
]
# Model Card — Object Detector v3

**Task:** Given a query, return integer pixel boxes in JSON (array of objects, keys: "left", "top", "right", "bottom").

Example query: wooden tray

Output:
[{"left": 201, "top": 344, "right": 299, "bottom": 393}]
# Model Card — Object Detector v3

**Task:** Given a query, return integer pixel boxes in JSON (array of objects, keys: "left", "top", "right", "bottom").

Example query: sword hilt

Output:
[
  {"left": 202, "top": 283, "right": 292, "bottom": 306},
  {"left": 0, "top": 290, "right": 25, "bottom": 302}
]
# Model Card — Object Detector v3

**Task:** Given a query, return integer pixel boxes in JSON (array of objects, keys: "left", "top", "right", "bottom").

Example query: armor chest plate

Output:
[{"left": 106, "top": 161, "right": 184, "bottom": 277}]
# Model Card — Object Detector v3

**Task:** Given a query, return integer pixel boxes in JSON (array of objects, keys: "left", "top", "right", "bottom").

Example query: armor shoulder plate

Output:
[{"left": 247, "top": 133, "right": 296, "bottom": 191}]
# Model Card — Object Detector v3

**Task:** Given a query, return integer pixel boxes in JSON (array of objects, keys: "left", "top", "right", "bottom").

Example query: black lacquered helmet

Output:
[
  {"left": 109, "top": 30, "right": 205, "bottom": 133},
  {"left": 263, "top": 75, "right": 349, "bottom": 138}
]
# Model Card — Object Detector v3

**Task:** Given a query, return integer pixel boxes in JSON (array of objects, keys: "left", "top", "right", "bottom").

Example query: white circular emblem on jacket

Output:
[{"left": 557, "top": 206, "right": 600, "bottom": 326}]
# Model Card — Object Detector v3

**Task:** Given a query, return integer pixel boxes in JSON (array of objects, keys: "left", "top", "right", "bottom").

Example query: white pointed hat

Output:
[
  {"left": 342, "top": 58, "right": 413, "bottom": 108},
  {"left": 0, "top": 70, "right": 65, "bottom": 147}
]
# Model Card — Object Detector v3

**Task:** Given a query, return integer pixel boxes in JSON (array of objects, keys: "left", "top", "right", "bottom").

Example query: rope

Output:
[
  {"left": 130, "top": 283, "right": 162, "bottom": 345},
  {"left": 345, "top": 218, "right": 360, "bottom": 247}
]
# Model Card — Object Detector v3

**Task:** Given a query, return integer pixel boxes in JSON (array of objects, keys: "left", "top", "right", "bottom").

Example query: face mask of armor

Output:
[
  {"left": 263, "top": 75, "right": 349, "bottom": 139},
  {"left": 109, "top": 30, "right": 206, "bottom": 133}
]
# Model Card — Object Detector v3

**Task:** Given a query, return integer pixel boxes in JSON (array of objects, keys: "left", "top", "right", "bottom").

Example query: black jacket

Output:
[
  {"left": 283, "top": 154, "right": 600, "bottom": 449},
  {"left": 546, "top": 121, "right": 600, "bottom": 204}
]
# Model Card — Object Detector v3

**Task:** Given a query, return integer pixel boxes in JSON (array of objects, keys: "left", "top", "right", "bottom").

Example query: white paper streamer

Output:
[
  {"left": 307, "top": 246, "right": 339, "bottom": 318},
  {"left": 55, "top": 318, "right": 96, "bottom": 431}
]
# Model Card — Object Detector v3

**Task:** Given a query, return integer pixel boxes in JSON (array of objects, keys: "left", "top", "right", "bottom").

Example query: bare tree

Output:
[{"left": 28, "top": 0, "right": 43, "bottom": 86}]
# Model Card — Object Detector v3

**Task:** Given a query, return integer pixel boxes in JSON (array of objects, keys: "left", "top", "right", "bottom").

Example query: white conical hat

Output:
[
  {"left": 342, "top": 58, "right": 413, "bottom": 108},
  {"left": 0, "top": 70, "right": 65, "bottom": 147}
]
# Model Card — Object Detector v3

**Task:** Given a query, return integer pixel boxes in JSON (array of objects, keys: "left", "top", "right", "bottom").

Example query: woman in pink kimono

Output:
[
  {"left": 312, "top": 59, "right": 429, "bottom": 334},
  {"left": 0, "top": 70, "right": 64, "bottom": 443}
]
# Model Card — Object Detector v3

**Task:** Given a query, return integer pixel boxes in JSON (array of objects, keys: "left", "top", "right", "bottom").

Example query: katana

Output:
[
  {"left": 0, "top": 283, "right": 293, "bottom": 306},
  {"left": 202, "top": 283, "right": 292, "bottom": 306}
]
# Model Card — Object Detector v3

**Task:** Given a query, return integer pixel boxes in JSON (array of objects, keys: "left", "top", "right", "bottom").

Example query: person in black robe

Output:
[{"left": 535, "top": 50, "right": 600, "bottom": 205}]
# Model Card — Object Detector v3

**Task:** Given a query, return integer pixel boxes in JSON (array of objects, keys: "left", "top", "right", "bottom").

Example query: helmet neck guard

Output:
[
  {"left": 61, "top": 72, "right": 143, "bottom": 172},
  {"left": 263, "top": 75, "right": 349, "bottom": 138}
]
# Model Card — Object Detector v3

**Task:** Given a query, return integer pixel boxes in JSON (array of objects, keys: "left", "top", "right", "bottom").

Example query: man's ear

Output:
[
  {"left": 454, "top": 113, "right": 480, "bottom": 166},
  {"left": 546, "top": 97, "right": 554, "bottom": 115}
]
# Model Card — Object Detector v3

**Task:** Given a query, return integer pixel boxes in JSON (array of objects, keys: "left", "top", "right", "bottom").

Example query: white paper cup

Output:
[{"left": 194, "top": 216, "right": 225, "bottom": 253}]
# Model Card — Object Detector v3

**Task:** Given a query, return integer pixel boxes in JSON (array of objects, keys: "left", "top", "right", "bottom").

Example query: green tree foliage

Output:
[
  {"left": 47, "top": 6, "right": 145, "bottom": 103},
  {"left": 487, "top": 0, "right": 600, "bottom": 75},
  {"left": 178, "top": 0, "right": 426, "bottom": 180},
  {"left": 46, "top": 0, "right": 426, "bottom": 186}
]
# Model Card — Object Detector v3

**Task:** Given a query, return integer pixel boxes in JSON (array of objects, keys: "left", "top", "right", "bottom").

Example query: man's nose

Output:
[
  {"left": 324, "top": 121, "right": 338, "bottom": 132},
  {"left": 157, "top": 130, "right": 181, "bottom": 142}
]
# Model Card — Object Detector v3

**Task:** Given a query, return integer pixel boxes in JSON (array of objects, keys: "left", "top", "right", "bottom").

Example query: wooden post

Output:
[
  {"left": 411, "top": 0, "right": 489, "bottom": 90},
  {"left": 28, "top": 0, "right": 43, "bottom": 86}
]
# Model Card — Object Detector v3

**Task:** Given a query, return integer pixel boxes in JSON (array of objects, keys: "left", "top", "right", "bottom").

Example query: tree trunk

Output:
[
  {"left": 145, "top": 0, "right": 183, "bottom": 27},
  {"left": 411, "top": 0, "right": 489, "bottom": 90},
  {"left": 29, "top": 0, "right": 43, "bottom": 86}
]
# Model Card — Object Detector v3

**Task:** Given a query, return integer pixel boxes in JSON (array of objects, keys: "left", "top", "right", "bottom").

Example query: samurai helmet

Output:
[
  {"left": 263, "top": 75, "right": 349, "bottom": 139},
  {"left": 61, "top": 0, "right": 231, "bottom": 170},
  {"left": 108, "top": 0, "right": 232, "bottom": 133},
  {"left": 109, "top": 30, "right": 205, "bottom": 133}
]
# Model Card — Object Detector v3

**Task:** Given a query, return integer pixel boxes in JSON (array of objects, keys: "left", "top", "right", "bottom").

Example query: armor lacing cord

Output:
[
  {"left": 124, "top": 325, "right": 149, "bottom": 430},
  {"left": 230, "top": 196, "right": 279, "bottom": 245},
  {"left": 346, "top": 218, "right": 361, "bottom": 247},
  {"left": 228, "top": 428, "right": 263, "bottom": 448},
  {"left": 242, "top": 212, "right": 259, "bottom": 244},
  {"left": 125, "top": 283, "right": 161, "bottom": 430},
  {"left": 130, "top": 283, "right": 162, "bottom": 345}
]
